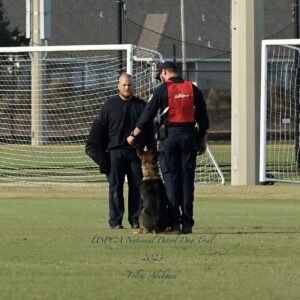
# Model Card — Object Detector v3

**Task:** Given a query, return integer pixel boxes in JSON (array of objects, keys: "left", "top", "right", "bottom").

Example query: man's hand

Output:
[
  {"left": 127, "top": 135, "right": 135, "bottom": 145},
  {"left": 198, "top": 135, "right": 207, "bottom": 155},
  {"left": 127, "top": 128, "right": 142, "bottom": 145}
]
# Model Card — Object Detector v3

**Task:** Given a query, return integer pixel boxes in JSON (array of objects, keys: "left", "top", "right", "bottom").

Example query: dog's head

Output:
[
  {"left": 137, "top": 148, "right": 158, "bottom": 163},
  {"left": 136, "top": 148, "right": 160, "bottom": 179}
]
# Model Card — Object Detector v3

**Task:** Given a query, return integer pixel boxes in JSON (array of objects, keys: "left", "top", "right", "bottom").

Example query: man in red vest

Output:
[{"left": 127, "top": 62, "right": 209, "bottom": 234}]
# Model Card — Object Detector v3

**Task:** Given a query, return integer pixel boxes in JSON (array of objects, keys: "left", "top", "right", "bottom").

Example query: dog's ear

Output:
[{"left": 136, "top": 148, "right": 144, "bottom": 159}]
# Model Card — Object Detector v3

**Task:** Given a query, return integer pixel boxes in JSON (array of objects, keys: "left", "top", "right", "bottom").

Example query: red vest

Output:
[{"left": 166, "top": 80, "right": 195, "bottom": 123}]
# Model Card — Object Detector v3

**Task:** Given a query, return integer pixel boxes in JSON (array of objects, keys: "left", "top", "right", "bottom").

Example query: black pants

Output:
[
  {"left": 159, "top": 130, "right": 197, "bottom": 229},
  {"left": 107, "top": 149, "right": 142, "bottom": 227}
]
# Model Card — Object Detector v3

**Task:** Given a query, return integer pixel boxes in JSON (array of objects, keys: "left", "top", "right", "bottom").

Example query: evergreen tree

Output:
[{"left": 0, "top": 1, "right": 28, "bottom": 46}]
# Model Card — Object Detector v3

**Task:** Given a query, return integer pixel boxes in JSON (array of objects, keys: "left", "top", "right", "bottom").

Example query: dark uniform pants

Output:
[
  {"left": 107, "top": 149, "right": 142, "bottom": 227},
  {"left": 159, "top": 130, "right": 197, "bottom": 229}
]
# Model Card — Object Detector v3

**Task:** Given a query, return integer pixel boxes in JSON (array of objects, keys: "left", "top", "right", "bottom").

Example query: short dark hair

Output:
[{"left": 155, "top": 61, "right": 177, "bottom": 80}]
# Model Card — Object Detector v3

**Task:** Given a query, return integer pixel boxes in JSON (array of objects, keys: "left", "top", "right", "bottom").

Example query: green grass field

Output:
[
  {"left": 1, "top": 185, "right": 300, "bottom": 300},
  {"left": 2, "top": 141, "right": 300, "bottom": 185}
]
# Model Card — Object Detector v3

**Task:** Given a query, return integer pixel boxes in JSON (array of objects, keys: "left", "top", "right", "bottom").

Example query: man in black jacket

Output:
[
  {"left": 86, "top": 74, "right": 156, "bottom": 229},
  {"left": 127, "top": 62, "right": 209, "bottom": 234}
]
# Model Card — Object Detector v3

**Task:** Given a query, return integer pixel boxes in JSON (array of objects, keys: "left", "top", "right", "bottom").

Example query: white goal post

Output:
[
  {"left": 260, "top": 39, "right": 300, "bottom": 184},
  {"left": 0, "top": 44, "right": 224, "bottom": 186}
]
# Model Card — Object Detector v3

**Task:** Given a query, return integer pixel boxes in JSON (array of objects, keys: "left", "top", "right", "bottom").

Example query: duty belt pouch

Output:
[{"left": 158, "top": 124, "right": 167, "bottom": 140}]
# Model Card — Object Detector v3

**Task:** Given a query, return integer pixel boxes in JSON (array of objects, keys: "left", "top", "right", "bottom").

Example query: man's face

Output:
[
  {"left": 118, "top": 75, "right": 133, "bottom": 99},
  {"left": 159, "top": 69, "right": 167, "bottom": 82}
]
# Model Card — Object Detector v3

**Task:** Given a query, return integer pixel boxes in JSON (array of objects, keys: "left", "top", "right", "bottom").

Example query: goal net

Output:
[
  {"left": 260, "top": 40, "right": 300, "bottom": 184},
  {"left": 0, "top": 44, "right": 224, "bottom": 186},
  {"left": 195, "top": 145, "right": 225, "bottom": 185}
]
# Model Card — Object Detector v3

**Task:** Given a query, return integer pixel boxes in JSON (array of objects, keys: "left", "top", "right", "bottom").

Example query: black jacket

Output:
[{"left": 85, "top": 95, "right": 156, "bottom": 173}]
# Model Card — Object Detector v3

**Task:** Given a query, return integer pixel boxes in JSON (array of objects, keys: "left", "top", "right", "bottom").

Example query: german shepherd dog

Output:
[{"left": 136, "top": 148, "right": 168, "bottom": 233}]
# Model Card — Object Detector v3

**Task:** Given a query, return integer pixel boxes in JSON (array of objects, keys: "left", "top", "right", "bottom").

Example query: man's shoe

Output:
[
  {"left": 181, "top": 227, "right": 192, "bottom": 234},
  {"left": 110, "top": 224, "right": 124, "bottom": 229},
  {"left": 131, "top": 223, "right": 140, "bottom": 229}
]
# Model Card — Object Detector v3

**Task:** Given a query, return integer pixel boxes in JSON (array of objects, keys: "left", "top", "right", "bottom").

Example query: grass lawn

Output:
[{"left": 0, "top": 185, "right": 300, "bottom": 300}]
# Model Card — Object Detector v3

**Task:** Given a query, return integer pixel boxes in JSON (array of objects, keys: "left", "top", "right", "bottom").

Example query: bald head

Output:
[{"left": 118, "top": 74, "right": 133, "bottom": 100}]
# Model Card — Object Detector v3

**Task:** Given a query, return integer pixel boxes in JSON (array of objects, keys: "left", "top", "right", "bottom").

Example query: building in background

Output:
[{"left": 2, "top": 0, "right": 295, "bottom": 135}]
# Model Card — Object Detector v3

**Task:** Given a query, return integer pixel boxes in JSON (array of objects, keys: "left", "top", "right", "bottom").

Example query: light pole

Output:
[
  {"left": 116, "top": 0, "right": 124, "bottom": 73},
  {"left": 31, "top": 0, "right": 44, "bottom": 145}
]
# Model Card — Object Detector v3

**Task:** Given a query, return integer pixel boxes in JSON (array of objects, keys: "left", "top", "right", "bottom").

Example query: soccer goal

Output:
[
  {"left": 195, "top": 145, "right": 225, "bottom": 185},
  {"left": 260, "top": 39, "right": 300, "bottom": 184},
  {"left": 0, "top": 44, "right": 224, "bottom": 186}
]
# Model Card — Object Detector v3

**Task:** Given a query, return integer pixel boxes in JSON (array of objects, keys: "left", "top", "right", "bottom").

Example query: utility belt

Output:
[
  {"left": 154, "top": 106, "right": 199, "bottom": 140},
  {"left": 155, "top": 123, "right": 198, "bottom": 140}
]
